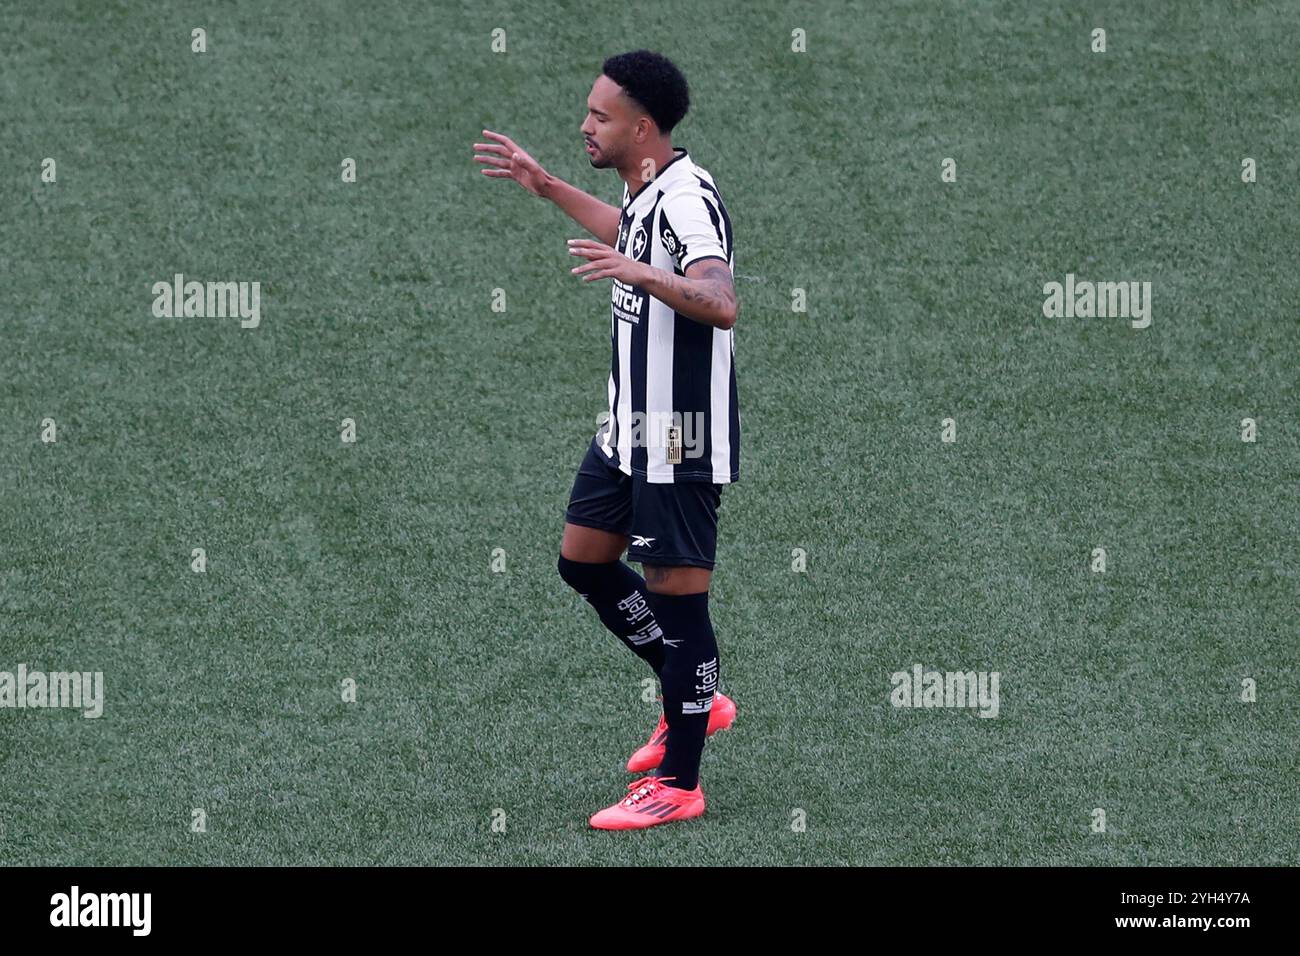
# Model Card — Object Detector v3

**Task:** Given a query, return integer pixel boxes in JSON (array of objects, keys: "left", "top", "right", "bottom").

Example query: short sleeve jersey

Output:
[{"left": 595, "top": 148, "right": 739, "bottom": 484}]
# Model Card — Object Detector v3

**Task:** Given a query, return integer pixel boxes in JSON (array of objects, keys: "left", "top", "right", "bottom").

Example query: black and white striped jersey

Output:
[{"left": 594, "top": 147, "right": 740, "bottom": 484}]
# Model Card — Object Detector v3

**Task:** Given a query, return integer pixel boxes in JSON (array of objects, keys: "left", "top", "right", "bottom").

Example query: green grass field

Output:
[{"left": 2, "top": 0, "right": 1296, "bottom": 866}]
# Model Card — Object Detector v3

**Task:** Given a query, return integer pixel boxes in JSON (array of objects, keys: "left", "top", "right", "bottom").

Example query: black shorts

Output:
[{"left": 564, "top": 437, "right": 724, "bottom": 570}]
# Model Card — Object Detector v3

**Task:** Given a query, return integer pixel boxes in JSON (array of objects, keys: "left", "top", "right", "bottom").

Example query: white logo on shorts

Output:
[{"left": 631, "top": 535, "right": 656, "bottom": 548}]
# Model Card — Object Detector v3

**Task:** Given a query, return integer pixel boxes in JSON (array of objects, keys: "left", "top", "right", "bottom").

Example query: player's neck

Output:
[{"left": 619, "top": 140, "right": 679, "bottom": 197}]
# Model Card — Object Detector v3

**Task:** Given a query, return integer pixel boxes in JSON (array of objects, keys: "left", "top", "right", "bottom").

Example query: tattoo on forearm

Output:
[{"left": 655, "top": 263, "right": 736, "bottom": 323}]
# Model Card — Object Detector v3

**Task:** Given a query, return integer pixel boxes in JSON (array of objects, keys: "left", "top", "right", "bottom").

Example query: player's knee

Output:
[
  {"left": 643, "top": 564, "right": 711, "bottom": 596},
  {"left": 557, "top": 554, "right": 576, "bottom": 588},
  {"left": 557, "top": 554, "right": 590, "bottom": 593}
]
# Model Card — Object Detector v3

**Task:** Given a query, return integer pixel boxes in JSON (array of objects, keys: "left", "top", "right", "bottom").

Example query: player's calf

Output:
[
  {"left": 641, "top": 577, "right": 720, "bottom": 792},
  {"left": 557, "top": 555, "right": 666, "bottom": 676}
]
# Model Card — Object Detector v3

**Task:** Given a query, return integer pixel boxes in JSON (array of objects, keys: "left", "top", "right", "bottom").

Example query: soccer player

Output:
[{"left": 474, "top": 50, "right": 739, "bottom": 830}]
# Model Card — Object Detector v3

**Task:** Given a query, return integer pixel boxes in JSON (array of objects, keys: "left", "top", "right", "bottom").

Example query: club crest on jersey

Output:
[{"left": 631, "top": 224, "right": 648, "bottom": 260}]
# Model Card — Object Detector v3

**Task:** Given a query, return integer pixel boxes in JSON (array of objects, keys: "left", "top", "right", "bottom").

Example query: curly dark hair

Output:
[{"left": 601, "top": 50, "right": 690, "bottom": 134}]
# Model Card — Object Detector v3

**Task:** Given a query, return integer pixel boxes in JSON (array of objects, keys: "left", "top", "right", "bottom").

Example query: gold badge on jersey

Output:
[{"left": 666, "top": 424, "right": 683, "bottom": 465}]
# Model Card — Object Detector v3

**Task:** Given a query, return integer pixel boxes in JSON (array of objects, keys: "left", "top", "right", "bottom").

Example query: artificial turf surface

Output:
[{"left": 1, "top": 0, "right": 1296, "bottom": 865}]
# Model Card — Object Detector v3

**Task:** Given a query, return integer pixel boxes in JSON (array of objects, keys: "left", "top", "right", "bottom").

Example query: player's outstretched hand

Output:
[
  {"left": 474, "top": 130, "right": 549, "bottom": 197},
  {"left": 567, "top": 239, "right": 649, "bottom": 285}
]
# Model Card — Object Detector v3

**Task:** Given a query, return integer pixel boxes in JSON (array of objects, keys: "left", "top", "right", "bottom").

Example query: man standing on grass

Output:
[{"left": 474, "top": 50, "right": 740, "bottom": 829}]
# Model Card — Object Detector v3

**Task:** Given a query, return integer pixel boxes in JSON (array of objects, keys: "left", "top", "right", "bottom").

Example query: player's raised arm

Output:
[{"left": 474, "top": 129, "right": 620, "bottom": 246}]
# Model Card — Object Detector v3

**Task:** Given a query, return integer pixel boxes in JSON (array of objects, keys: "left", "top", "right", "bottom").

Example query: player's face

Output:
[{"left": 581, "top": 74, "right": 638, "bottom": 170}]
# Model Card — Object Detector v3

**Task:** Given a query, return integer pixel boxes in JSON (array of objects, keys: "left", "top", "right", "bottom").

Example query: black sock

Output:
[
  {"left": 644, "top": 590, "right": 718, "bottom": 791},
  {"left": 557, "top": 556, "right": 665, "bottom": 676}
]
